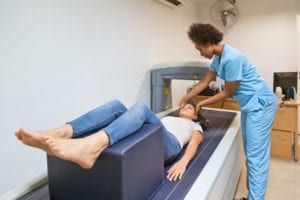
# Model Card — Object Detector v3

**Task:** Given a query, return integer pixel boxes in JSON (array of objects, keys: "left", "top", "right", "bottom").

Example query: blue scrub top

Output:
[{"left": 210, "top": 44, "right": 276, "bottom": 112}]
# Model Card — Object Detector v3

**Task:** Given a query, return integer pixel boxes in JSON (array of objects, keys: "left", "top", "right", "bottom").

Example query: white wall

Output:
[
  {"left": 197, "top": 0, "right": 300, "bottom": 88},
  {"left": 0, "top": 0, "right": 200, "bottom": 195},
  {"left": 297, "top": 14, "right": 300, "bottom": 70}
]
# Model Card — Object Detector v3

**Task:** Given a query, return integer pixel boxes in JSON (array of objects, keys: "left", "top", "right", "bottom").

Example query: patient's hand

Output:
[{"left": 166, "top": 159, "right": 188, "bottom": 182}]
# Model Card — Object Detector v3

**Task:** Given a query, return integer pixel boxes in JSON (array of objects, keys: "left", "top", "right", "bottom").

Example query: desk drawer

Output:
[
  {"left": 271, "top": 129, "right": 293, "bottom": 160},
  {"left": 273, "top": 106, "right": 297, "bottom": 131}
]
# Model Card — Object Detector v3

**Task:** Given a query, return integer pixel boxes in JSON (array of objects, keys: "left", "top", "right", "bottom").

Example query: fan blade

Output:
[
  {"left": 221, "top": 1, "right": 234, "bottom": 10},
  {"left": 222, "top": 15, "right": 227, "bottom": 26},
  {"left": 226, "top": 10, "right": 236, "bottom": 17}
]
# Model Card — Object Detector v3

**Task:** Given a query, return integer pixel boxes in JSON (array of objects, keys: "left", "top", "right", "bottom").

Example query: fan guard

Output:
[{"left": 210, "top": 0, "right": 239, "bottom": 28}]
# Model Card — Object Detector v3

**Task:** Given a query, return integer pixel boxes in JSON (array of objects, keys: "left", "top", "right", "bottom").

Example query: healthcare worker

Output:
[{"left": 180, "top": 23, "right": 277, "bottom": 200}]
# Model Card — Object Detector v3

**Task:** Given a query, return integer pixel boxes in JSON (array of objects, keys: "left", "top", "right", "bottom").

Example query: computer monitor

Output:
[{"left": 273, "top": 72, "right": 297, "bottom": 100}]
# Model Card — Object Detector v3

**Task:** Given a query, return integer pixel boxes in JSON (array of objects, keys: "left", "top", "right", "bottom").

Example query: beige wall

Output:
[
  {"left": 197, "top": 0, "right": 300, "bottom": 88},
  {"left": 297, "top": 14, "right": 300, "bottom": 70}
]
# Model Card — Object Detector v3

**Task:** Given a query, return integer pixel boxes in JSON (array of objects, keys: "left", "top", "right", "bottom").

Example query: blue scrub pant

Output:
[{"left": 241, "top": 102, "right": 277, "bottom": 200}]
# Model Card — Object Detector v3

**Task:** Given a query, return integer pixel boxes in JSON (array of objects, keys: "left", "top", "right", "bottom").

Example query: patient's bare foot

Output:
[
  {"left": 15, "top": 125, "right": 73, "bottom": 155},
  {"left": 15, "top": 130, "right": 22, "bottom": 141},
  {"left": 45, "top": 131, "right": 109, "bottom": 169},
  {"left": 15, "top": 128, "right": 54, "bottom": 155}
]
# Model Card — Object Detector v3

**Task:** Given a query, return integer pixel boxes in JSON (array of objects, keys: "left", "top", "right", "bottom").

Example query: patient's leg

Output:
[
  {"left": 45, "top": 131, "right": 109, "bottom": 169},
  {"left": 15, "top": 125, "right": 73, "bottom": 155}
]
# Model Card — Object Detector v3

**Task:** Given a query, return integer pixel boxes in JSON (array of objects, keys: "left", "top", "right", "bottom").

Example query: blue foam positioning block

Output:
[{"left": 47, "top": 124, "right": 163, "bottom": 200}]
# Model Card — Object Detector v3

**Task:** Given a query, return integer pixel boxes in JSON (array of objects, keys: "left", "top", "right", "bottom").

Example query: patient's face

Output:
[{"left": 179, "top": 104, "right": 196, "bottom": 120}]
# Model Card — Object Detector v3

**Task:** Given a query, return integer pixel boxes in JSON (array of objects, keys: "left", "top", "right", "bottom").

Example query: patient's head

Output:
[
  {"left": 179, "top": 104, "right": 209, "bottom": 130},
  {"left": 179, "top": 104, "right": 197, "bottom": 120}
]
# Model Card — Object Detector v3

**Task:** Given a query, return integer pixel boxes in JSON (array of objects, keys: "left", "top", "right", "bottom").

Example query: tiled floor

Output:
[{"left": 234, "top": 136, "right": 300, "bottom": 200}]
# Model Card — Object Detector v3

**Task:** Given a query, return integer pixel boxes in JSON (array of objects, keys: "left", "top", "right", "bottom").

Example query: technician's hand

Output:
[
  {"left": 180, "top": 96, "right": 189, "bottom": 108},
  {"left": 166, "top": 159, "right": 187, "bottom": 182},
  {"left": 196, "top": 102, "right": 203, "bottom": 114}
]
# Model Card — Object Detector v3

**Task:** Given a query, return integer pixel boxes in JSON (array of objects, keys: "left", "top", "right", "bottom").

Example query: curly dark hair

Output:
[{"left": 188, "top": 23, "right": 223, "bottom": 45}]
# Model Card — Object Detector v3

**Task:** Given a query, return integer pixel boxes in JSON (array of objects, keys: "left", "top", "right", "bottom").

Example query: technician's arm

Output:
[
  {"left": 181, "top": 71, "right": 217, "bottom": 107},
  {"left": 166, "top": 130, "right": 203, "bottom": 182},
  {"left": 195, "top": 80, "right": 239, "bottom": 112}
]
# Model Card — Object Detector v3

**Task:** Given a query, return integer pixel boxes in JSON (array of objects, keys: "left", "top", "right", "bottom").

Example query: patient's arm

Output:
[{"left": 166, "top": 130, "right": 203, "bottom": 181}]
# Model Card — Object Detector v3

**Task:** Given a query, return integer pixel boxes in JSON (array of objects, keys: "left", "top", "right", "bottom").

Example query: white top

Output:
[{"left": 161, "top": 116, "right": 203, "bottom": 149}]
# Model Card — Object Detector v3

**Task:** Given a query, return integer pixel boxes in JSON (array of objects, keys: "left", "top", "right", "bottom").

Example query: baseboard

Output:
[{"left": 0, "top": 173, "right": 47, "bottom": 200}]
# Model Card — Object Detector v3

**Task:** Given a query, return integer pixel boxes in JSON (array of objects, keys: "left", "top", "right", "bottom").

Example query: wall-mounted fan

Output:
[{"left": 210, "top": 0, "right": 239, "bottom": 28}]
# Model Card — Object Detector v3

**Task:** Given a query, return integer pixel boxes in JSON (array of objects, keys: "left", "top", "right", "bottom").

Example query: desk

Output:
[
  {"left": 271, "top": 100, "right": 299, "bottom": 161},
  {"left": 195, "top": 96, "right": 299, "bottom": 161}
]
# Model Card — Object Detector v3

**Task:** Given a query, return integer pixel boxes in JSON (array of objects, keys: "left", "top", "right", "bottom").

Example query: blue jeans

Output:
[{"left": 67, "top": 100, "right": 181, "bottom": 162}]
